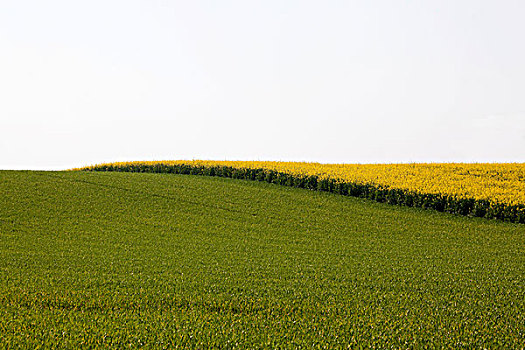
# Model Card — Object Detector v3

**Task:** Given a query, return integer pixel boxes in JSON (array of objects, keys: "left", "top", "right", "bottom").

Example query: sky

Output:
[{"left": 1, "top": 0, "right": 524, "bottom": 170}]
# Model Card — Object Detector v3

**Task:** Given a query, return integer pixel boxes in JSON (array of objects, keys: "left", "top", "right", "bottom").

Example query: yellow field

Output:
[{"left": 79, "top": 161, "right": 525, "bottom": 208}]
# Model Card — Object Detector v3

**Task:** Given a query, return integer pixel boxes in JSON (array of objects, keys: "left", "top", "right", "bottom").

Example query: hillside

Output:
[
  {"left": 1, "top": 170, "right": 524, "bottom": 348},
  {"left": 80, "top": 161, "right": 525, "bottom": 223}
]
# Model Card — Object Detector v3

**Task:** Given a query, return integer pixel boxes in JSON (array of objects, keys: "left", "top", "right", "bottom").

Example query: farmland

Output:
[
  {"left": 1, "top": 170, "right": 525, "bottom": 348},
  {"left": 80, "top": 161, "right": 525, "bottom": 223}
]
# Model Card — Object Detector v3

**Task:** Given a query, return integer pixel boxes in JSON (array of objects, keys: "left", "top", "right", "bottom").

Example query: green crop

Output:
[{"left": 1, "top": 170, "right": 524, "bottom": 348}]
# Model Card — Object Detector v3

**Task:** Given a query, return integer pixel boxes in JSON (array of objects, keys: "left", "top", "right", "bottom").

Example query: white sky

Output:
[{"left": 1, "top": 0, "right": 524, "bottom": 170}]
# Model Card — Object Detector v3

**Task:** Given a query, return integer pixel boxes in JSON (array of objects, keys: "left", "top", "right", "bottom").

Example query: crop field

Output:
[
  {"left": 79, "top": 161, "right": 525, "bottom": 223},
  {"left": 1, "top": 170, "right": 525, "bottom": 348}
]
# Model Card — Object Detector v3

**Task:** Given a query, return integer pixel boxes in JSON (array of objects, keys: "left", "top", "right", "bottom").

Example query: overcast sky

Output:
[{"left": 1, "top": 0, "right": 524, "bottom": 170}]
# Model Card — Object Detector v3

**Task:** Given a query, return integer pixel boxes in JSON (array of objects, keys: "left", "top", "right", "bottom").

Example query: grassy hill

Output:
[{"left": 1, "top": 170, "right": 524, "bottom": 348}]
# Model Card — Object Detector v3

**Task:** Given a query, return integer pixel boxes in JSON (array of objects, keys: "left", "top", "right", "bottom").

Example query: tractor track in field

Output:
[{"left": 35, "top": 172, "right": 272, "bottom": 220}]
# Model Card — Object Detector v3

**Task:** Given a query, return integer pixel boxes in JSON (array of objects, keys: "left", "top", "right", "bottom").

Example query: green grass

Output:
[{"left": 1, "top": 170, "right": 524, "bottom": 348}]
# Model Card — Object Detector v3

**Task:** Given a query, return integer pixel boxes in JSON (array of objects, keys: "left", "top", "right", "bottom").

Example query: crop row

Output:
[{"left": 78, "top": 162, "right": 525, "bottom": 223}]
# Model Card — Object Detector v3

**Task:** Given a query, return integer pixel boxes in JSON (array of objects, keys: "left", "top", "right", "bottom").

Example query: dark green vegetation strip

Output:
[
  {"left": 83, "top": 163, "right": 525, "bottom": 223},
  {"left": 1, "top": 171, "right": 525, "bottom": 348}
]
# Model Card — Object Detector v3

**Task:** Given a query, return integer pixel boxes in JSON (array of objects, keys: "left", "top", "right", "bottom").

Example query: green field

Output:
[{"left": 1, "top": 170, "right": 525, "bottom": 348}]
